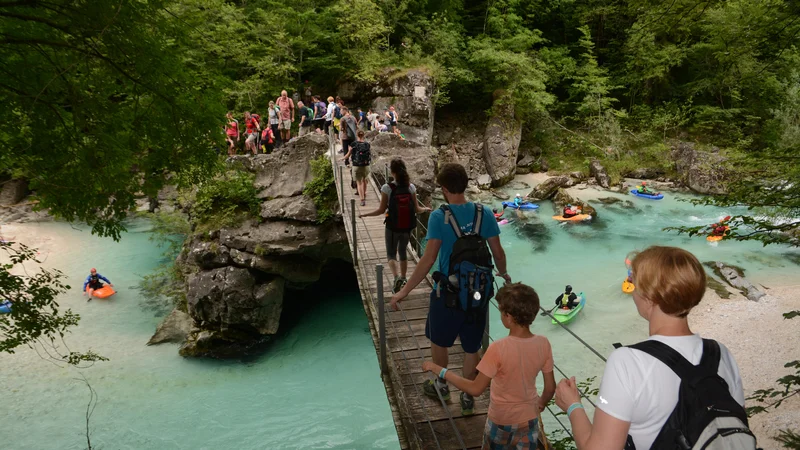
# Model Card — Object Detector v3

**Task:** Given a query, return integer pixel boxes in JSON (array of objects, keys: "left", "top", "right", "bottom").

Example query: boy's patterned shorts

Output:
[{"left": 482, "top": 417, "right": 539, "bottom": 450}]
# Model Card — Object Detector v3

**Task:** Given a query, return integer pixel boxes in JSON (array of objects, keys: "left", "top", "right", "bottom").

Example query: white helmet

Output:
[{"left": 515, "top": 193, "right": 521, "bottom": 198}]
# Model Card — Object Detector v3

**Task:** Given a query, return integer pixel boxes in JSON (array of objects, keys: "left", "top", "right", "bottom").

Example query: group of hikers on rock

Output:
[
  {"left": 224, "top": 90, "right": 404, "bottom": 156},
  {"left": 352, "top": 160, "right": 756, "bottom": 449}
]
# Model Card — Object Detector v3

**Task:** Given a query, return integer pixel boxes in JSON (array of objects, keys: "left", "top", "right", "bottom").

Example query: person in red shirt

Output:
[
  {"left": 225, "top": 112, "right": 239, "bottom": 156},
  {"left": 275, "top": 90, "right": 295, "bottom": 144},
  {"left": 243, "top": 111, "right": 260, "bottom": 155}
]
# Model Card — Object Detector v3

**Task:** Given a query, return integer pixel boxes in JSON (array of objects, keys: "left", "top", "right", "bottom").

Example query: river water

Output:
[{"left": 1, "top": 185, "right": 799, "bottom": 449}]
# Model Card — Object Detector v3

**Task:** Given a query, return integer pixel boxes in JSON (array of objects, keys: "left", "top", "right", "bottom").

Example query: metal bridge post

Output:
[
  {"left": 482, "top": 306, "right": 490, "bottom": 353},
  {"left": 384, "top": 163, "right": 389, "bottom": 184},
  {"left": 339, "top": 165, "right": 344, "bottom": 213},
  {"left": 351, "top": 198, "right": 358, "bottom": 266},
  {"left": 377, "top": 264, "right": 387, "bottom": 374}
]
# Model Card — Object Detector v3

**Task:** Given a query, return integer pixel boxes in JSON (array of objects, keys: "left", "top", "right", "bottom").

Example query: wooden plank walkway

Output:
[{"left": 327, "top": 141, "right": 548, "bottom": 450}]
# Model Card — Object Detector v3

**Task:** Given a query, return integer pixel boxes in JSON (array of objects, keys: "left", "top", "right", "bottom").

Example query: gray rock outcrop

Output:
[
  {"left": 482, "top": 96, "right": 522, "bottom": 187},
  {"left": 370, "top": 69, "right": 435, "bottom": 146},
  {"left": 589, "top": 160, "right": 611, "bottom": 188},
  {"left": 147, "top": 309, "right": 195, "bottom": 345},
  {"left": 367, "top": 133, "right": 436, "bottom": 201},
  {"left": 528, "top": 176, "right": 576, "bottom": 201},
  {"left": 711, "top": 262, "right": 766, "bottom": 302},
  {"left": 0, "top": 179, "right": 28, "bottom": 205},
  {"left": 671, "top": 141, "right": 728, "bottom": 194}
]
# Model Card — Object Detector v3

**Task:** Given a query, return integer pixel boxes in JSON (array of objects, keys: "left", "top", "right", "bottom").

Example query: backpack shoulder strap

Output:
[
  {"left": 699, "top": 339, "right": 722, "bottom": 372},
  {"left": 440, "top": 205, "right": 462, "bottom": 238},
  {"left": 627, "top": 340, "right": 697, "bottom": 380},
  {"left": 473, "top": 203, "right": 484, "bottom": 235}
]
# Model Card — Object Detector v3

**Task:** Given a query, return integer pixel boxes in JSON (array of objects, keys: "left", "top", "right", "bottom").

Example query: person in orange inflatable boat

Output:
[{"left": 83, "top": 268, "right": 113, "bottom": 298}]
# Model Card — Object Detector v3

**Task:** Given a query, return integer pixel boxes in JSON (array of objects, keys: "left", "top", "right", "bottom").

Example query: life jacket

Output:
[
  {"left": 560, "top": 293, "right": 571, "bottom": 307},
  {"left": 351, "top": 141, "right": 371, "bottom": 167},
  {"left": 385, "top": 183, "right": 416, "bottom": 232},
  {"left": 432, "top": 204, "right": 494, "bottom": 315},
  {"left": 91, "top": 274, "right": 99, "bottom": 282}
]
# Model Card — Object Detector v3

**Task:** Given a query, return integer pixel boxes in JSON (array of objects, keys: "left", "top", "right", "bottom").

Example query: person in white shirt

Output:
[
  {"left": 324, "top": 96, "right": 335, "bottom": 136},
  {"left": 554, "top": 246, "right": 745, "bottom": 450}
]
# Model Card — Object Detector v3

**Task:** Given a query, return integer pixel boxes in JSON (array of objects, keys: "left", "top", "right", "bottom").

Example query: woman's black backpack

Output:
[{"left": 620, "top": 339, "right": 757, "bottom": 450}]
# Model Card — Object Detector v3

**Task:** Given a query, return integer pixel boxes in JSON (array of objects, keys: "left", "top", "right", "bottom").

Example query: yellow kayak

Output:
[
  {"left": 622, "top": 281, "right": 635, "bottom": 294},
  {"left": 552, "top": 214, "right": 592, "bottom": 222}
]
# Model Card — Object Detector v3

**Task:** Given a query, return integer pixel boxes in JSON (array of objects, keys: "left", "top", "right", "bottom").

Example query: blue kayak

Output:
[
  {"left": 630, "top": 189, "right": 664, "bottom": 200},
  {"left": 0, "top": 300, "right": 11, "bottom": 314},
  {"left": 502, "top": 201, "right": 539, "bottom": 210}
]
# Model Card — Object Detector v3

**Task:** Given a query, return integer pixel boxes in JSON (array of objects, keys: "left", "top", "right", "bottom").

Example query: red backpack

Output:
[{"left": 385, "top": 183, "right": 416, "bottom": 232}]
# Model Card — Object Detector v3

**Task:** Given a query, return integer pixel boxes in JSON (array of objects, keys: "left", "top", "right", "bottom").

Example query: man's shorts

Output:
[
  {"left": 298, "top": 126, "right": 310, "bottom": 137},
  {"left": 246, "top": 133, "right": 256, "bottom": 143},
  {"left": 281, "top": 119, "right": 291, "bottom": 130},
  {"left": 354, "top": 166, "right": 369, "bottom": 182},
  {"left": 425, "top": 290, "right": 486, "bottom": 354}
]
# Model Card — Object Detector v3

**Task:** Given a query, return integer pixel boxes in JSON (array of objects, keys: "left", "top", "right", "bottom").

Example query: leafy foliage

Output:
[
  {"left": 0, "top": 241, "right": 105, "bottom": 366},
  {"left": 136, "top": 211, "right": 191, "bottom": 314},
  {"left": 192, "top": 170, "right": 260, "bottom": 229},
  {"left": 303, "top": 155, "right": 336, "bottom": 223}
]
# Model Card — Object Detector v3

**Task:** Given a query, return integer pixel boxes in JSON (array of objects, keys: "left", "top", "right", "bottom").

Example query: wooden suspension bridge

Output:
[{"left": 326, "top": 139, "right": 554, "bottom": 450}]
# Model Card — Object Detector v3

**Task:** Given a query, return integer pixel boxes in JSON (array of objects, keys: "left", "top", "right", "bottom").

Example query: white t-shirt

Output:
[
  {"left": 380, "top": 183, "right": 416, "bottom": 197},
  {"left": 326, "top": 102, "right": 335, "bottom": 121},
  {"left": 597, "top": 334, "right": 744, "bottom": 450}
]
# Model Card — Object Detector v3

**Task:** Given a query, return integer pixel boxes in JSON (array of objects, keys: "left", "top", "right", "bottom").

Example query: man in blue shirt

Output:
[
  {"left": 83, "top": 268, "right": 112, "bottom": 297},
  {"left": 391, "top": 163, "right": 511, "bottom": 416}
]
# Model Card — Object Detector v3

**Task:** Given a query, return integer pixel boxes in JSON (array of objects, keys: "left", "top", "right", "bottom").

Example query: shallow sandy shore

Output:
[{"left": 690, "top": 285, "right": 800, "bottom": 449}]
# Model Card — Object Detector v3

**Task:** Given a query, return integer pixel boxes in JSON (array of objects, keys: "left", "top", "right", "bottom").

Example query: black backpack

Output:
[
  {"left": 351, "top": 141, "right": 371, "bottom": 167},
  {"left": 344, "top": 117, "right": 357, "bottom": 141},
  {"left": 432, "top": 204, "right": 494, "bottom": 316},
  {"left": 385, "top": 183, "right": 416, "bottom": 232},
  {"left": 619, "top": 339, "right": 757, "bottom": 450},
  {"left": 334, "top": 105, "right": 342, "bottom": 119}
]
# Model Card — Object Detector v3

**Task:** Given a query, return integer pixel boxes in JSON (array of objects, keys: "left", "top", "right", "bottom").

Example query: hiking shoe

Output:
[
  {"left": 460, "top": 392, "right": 475, "bottom": 416},
  {"left": 392, "top": 277, "right": 404, "bottom": 294},
  {"left": 360, "top": 200, "right": 366, "bottom": 207},
  {"left": 423, "top": 379, "right": 450, "bottom": 401}
]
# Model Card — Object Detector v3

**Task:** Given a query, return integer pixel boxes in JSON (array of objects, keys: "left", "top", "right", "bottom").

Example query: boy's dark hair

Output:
[
  {"left": 357, "top": 130, "right": 365, "bottom": 139},
  {"left": 436, "top": 163, "right": 469, "bottom": 194},
  {"left": 496, "top": 283, "right": 540, "bottom": 326}
]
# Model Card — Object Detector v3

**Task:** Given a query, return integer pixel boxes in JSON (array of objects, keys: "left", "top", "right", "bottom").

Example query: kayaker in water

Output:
[
  {"left": 555, "top": 285, "right": 578, "bottom": 309},
  {"left": 637, "top": 181, "right": 656, "bottom": 195},
  {"left": 709, "top": 215, "right": 732, "bottom": 237},
  {"left": 562, "top": 204, "right": 580, "bottom": 218},
  {"left": 513, "top": 193, "right": 528, "bottom": 208},
  {"left": 493, "top": 207, "right": 505, "bottom": 222},
  {"left": 83, "top": 268, "right": 112, "bottom": 297}
]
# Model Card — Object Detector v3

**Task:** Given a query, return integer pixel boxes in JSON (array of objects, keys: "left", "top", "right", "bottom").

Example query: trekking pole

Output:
[
  {"left": 351, "top": 198, "right": 358, "bottom": 266},
  {"left": 482, "top": 306, "right": 490, "bottom": 353},
  {"left": 376, "top": 264, "right": 387, "bottom": 374}
]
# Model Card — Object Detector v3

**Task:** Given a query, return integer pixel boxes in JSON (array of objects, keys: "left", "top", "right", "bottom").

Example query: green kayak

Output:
[{"left": 551, "top": 292, "right": 586, "bottom": 325}]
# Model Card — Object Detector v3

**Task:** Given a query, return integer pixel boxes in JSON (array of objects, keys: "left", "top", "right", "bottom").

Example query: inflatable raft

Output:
[
  {"left": 630, "top": 189, "right": 664, "bottom": 200},
  {"left": 551, "top": 292, "right": 586, "bottom": 325},
  {"left": 502, "top": 201, "right": 539, "bottom": 210},
  {"left": 0, "top": 300, "right": 11, "bottom": 314},
  {"left": 86, "top": 285, "right": 116, "bottom": 299},
  {"left": 622, "top": 281, "right": 635, "bottom": 293},
  {"left": 552, "top": 214, "right": 592, "bottom": 222},
  {"left": 497, "top": 218, "right": 515, "bottom": 226}
]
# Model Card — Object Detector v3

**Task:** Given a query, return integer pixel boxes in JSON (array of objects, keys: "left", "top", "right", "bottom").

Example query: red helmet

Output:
[
  {"left": 90, "top": 268, "right": 97, "bottom": 273},
  {"left": 641, "top": 181, "right": 647, "bottom": 186}
]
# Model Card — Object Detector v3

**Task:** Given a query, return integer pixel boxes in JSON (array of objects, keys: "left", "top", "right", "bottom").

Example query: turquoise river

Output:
[{"left": 1, "top": 185, "right": 799, "bottom": 449}]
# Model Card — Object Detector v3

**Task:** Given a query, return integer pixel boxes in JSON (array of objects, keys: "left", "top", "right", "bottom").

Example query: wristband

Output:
[
  {"left": 439, "top": 368, "right": 448, "bottom": 380},
  {"left": 567, "top": 402, "right": 584, "bottom": 418}
]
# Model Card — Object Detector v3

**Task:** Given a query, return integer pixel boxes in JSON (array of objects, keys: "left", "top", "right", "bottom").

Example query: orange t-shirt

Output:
[{"left": 477, "top": 335, "right": 554, "bottom": 425}]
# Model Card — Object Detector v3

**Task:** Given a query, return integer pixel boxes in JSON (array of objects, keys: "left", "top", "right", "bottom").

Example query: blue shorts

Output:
[{"left": 425, "top": 290, "right": 486, "bottom": 354}]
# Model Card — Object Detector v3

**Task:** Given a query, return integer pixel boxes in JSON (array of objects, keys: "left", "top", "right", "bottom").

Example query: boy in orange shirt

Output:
[{"left": 422, "top": 283, "right": 556, "bottom": 449}]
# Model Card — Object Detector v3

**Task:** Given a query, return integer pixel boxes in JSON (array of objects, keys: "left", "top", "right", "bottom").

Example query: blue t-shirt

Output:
[{"left": 426, "top": 203, "right": 501, "bottom": 274}]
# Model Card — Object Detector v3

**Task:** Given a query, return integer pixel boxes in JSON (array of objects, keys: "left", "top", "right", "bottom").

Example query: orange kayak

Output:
[
  {"left": 622, "top": 281, "right": 635, "bottom": 293},
  {"left": 552, "top": 214, "right": 592, "bottom": 222},
  {"left": 706, "top": 226, "right": 730, "bottom": 242},
  {"left": 86, "top": 285, "right": 116, "bottom": 299}
]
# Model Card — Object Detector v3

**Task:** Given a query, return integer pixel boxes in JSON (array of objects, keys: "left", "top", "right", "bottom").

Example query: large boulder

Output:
[
  {"left": 528, "top": 176, "right": 575, "bottom": 201},
  {"left": 186, "top": 267, "right": 285, "bottom": 335},
  {"left": 219, "top": 220, "right": 348, "bottom": 259},
  {"left": 147, "top": 309, "right": 195, "bottom": 346},
  {"left": 483, "top": 117, "right": 522, "bottom": 186},
  {"left": 368, "top": 133, "right": 436, "bottom": 200},
  {"left": 371, "top": 69, "right": 435, "bottom": 146},
  {"left": 671, "top": 141, "right": 727, "bottom": 194},
  {"left": 625, "top": 167, "right": 664, "bottom": 179},
  {"left": 228, "top": 249, "right": 323, "bottom": 285},
  {"left": 0, "top": 179, "right": 28, "bottom": 205},
  {"left": 259, "top": 195, "right": 318, "bottom": 222},
  {"left": 709, "top": 262, "right": 766, "bottom": 302},
  {"left": 230, "top": 133, "right": 329, "bottom": 199},
  {"left": 589, "top": 160, "right": 611, "bottom": 188}
]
